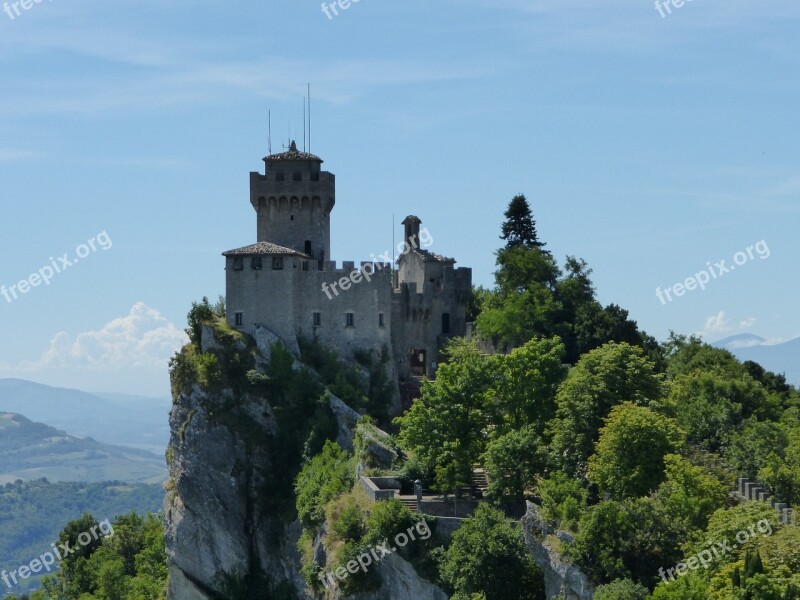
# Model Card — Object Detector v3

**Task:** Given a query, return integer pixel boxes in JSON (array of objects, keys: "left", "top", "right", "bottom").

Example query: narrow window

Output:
[
  {"left": 251, "top": 257, "right": 263, "bottom": 270},
  {"left": 304, "top": 240, "right": 312, "bottom": 255},
  {"left": 379, "top": 313, "right": 385, "bottom": 328},
  {"left": 442, "top": 313, "right": 450, "bottom": 335},
  {"left": 302, "top": 261, "right": 309, "bottom": 271},
  {"left": 234, "top": 312, "right": 243, "bottom": 327},
  {"left": 272, "top": 257, "right": 284, "bottom": 270},
  {"left": 346, "top": 313, "right": 355, "bottom": 327},
  {"left": 313, "top": 312, "right": 321, "bottom": 327},
  {"left": 233, "top": 257, "right": 243, "bottom": 271}
]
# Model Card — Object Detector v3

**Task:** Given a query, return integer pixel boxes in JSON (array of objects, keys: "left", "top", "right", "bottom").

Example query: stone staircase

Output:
[
  {"left": 399, "top": 497, "right": 419, "bottom": 511},
  {"left": 472, "top": 468, "right": 488, "bottom": 494}
]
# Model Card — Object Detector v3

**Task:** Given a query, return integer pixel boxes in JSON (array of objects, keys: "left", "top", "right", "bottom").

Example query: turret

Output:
[{"left": 249, "top": 141, "right": 335, "bottom": 263}]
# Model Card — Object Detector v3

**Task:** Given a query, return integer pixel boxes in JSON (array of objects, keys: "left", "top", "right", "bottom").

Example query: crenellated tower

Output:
[{"left": 249, "top": 141, "right": 335, "bottom": 263}]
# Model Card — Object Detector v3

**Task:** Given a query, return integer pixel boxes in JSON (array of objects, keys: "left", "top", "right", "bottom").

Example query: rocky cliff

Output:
[
  {"left": 521, "top": 502, "right": 594, "bottom": 600},
  {"left": 164, "top": 323, "right": 444, "bottom": 599}
]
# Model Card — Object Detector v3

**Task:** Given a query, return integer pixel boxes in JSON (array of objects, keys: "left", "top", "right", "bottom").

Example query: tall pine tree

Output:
[{"left": 500, "top": 194, "right": 545, "bottom": 250}]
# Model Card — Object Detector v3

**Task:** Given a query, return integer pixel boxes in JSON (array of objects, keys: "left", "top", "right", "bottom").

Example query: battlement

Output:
[
  {"left": 250, "top": 172, "right": 336, "bottom": 208},
  {"left": 322, "top": 261, "right": 392, "bottom": 274}
]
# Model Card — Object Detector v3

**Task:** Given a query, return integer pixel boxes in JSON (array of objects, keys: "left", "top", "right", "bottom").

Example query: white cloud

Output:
[
  {"left": 699, "top": 310, "right": 732, "bottom": 336},
  {"left": 0, "top": 303, "right": 187, "bottom": 396},
  {"left": 696, "top": 311, "right": 761, "bottom": 341},
  {"left": 739, "top": 317, "right": 756, "bottom": 329}
]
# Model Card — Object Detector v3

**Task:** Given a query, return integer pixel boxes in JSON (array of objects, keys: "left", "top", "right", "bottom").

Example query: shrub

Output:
[
  {"left": 535, "top": 471, "right": 587, "bottom": 531},
  {"left": 593, "top": 578, "right": 648, "bottom": 600},
  {"left": 295, "top": 441, "right": 354, "bottom": 528},
  {"left": 441, "top": 503, "right": 545, "bottom": 600}
]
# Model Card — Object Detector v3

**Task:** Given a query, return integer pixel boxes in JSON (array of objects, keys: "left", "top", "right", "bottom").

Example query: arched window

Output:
[{"left": 304, "top": 240, "right": 313, "bottom": 255}]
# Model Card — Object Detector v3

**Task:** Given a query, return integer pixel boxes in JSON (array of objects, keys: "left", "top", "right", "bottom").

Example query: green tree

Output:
[
  {"left": 490, "top": 336, "right": 568, "bottom": 435},
  {"left": 476, "top": 246, "right": 562, "bottom": 350},
  {"left": 185, "top": 296, "right": 216, "bottom": 346},
  {"left": 664, "top": 334, "right": 743, "bottom": 379},
  {"left": 441, "top": 504, "right": 545, "bottom": 600},
  {"left": 725, "top": 419, "right": 789, "bottom": 480},
  {"left": 478, "top": 202, "right": 660, "bottom": 360},
  {"left": 483, "top": 427, "right": 546, "bottom": 505},
  {"left": 593, "top": 578, "right": 649, "bottom": 600},
  {"left": 655, "top": 454, "right": 729, "bottom": 532},
  {"left": 548, "top": 342, "right": 665, "bottom": 478},
  {"left": 668, "top": 370, "right": 777, "bottom": 451},
  {"left": 568, "top": 496, "right": 682, "bottom": 586},
  {"left": 588, "top": 403, "right": 684, "bottom": 498},
  {"left": 650, "top": 573, "right": 709, "bottom": 599},
  {"left": 758, "top": 424, "right": 800, "bottom": 505},
  {"left": 535, "top": 470, "right": 588, "bottom": 531},
  {"left": 684, "top": 502, "right": 780, "bottom": 578},
  {"left": 295, "top": 440, "right": 354, "bottom": 527},
  {"left": 30, "top": 513, "right": 167, "bottom": 600},
  {"left": 395, "top": 339, "right": 491, "bottom": 495},
  {"left": 499, "top": 194, "right": 544, "bottom": 250}
]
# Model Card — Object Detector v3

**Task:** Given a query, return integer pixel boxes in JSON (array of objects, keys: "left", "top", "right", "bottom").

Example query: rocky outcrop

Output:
[
  {"left": 165, "top": 324, "right": 439, "bottom": 600},
  {"left": 333, "top": 553, "right": 448, "bottom": 600},
  {"left": 521, "top": 502, "right": 594, "bottom": 600},
  {"left": 164, "top": 380, "right": 295, "bottom": 599}
]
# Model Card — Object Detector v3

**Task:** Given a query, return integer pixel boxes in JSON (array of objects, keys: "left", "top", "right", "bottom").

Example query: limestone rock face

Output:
[
  {"left": 164, "top": 325, "right": 440, "bottom": 600},
  {"left": 333, "top": 553, "right": 449, "bottom": 600},
  {"left": 521, "top": 502, "right": 594, "bottom": 600},
  {"left": 164, "top": 382, "right": 295, "bottom": 599}
]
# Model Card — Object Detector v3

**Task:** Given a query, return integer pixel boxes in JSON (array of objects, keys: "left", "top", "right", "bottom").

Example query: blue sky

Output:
[{"left": 0, "top": 0, "right": 797, "bottom": 397}]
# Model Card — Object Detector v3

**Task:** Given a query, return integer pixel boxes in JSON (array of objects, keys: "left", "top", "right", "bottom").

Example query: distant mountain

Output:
[
  {"left": 713, "top": 335, "right": 800, "bottom": 386},
  {"left": 0, "top": 412, "right": 167, "bottom": 484},
  {"left": 0, "top": 379, "right": 171, "bottom": 455}
]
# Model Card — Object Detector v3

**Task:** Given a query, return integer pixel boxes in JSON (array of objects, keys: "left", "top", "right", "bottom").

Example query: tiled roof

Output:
[
  {"left": 264, "top": 141, "right": 322, "bottom": 162},
  {"left": 222, "top": 242, "right": 311, "bottom": 258},
  {"left": 415, "top": 249, "right": 455, "bottom": 263}
]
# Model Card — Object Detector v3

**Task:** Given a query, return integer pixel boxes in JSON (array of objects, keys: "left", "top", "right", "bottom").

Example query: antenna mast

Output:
[
  {"left": 308, "top": 83, "right": 312, "bottom": 154},
  {"left": 303, "top": 96, "right": 307, "bottom": 152},
  {"left": 268, "top": 110, "right": 272, "bottom": 155}
]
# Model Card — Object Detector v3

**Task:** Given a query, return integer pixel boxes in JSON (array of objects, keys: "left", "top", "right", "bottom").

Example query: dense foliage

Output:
[
  {"left": 5, "top": 512, "right": 167, "bottom": 600},
  {"left": 391, "top": 194, "right": 800, "bottom": 597},
  {"left": 0, "top": 480, "right": 164, "bottom": 595},
  {"left": 440, "top": 503, "right": 545, "bottom": 600}
]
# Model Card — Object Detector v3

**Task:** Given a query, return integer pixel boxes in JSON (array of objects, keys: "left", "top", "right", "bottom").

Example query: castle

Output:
[{"left": 223, "top": 141, "right": 472, "bottom": 386}]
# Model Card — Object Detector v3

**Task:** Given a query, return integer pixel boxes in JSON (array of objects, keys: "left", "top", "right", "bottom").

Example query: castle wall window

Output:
[
  {"left": 304, "top": 240, "right": 312, "bottom": 255},
  {"left": 272, "top": 257, "right": 284, "bottom": 270},
  {"left": 346, "top": 312, "right": 355, "bottom": 327},
  {"left": 251, "top": 257, "right": 263, "bottom": 270},
  {"left": 234, "top": 312, "right": 243, "bottom": 327},
  {"left": 302, "top": 261, "right": 309, "bottom": 271},
  {"left": 442, "top": 313, "right": 451, "bottom": 335},
  {"left": 233, "top": 257, "right": 243, "bottom": 271},
  {"left": 379, "top": 313, "right": 385, "bottom": 328},
  {"left": 311, "top": 172, "right": 320, "bottom": 181},
  {"left": 313, "top": 312, "right": 321, "bottom": 327}
]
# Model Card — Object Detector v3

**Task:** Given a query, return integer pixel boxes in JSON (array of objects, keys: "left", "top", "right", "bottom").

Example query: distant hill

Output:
[
  {"left": 0, "top": 478, "right": 164, "bottom": 595},
  {"left": 0, "top": 379, "right": 171, "bottom": 455},
  {"left": 713, "top": 335, "right": 800, "bottom": 386},
  {"left": 0, "top": 412, "right": 167, "bottom": 484}
]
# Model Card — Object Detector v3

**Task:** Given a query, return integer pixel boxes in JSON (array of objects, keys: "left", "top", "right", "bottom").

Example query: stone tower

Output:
[{"left": 249, "top": 141, "right": 336, "bottom": 263}]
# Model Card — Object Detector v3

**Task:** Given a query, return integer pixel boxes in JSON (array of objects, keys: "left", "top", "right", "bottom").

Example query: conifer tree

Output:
[{"left": 500, "top": 194, "right": 545, "bottom": 250}]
